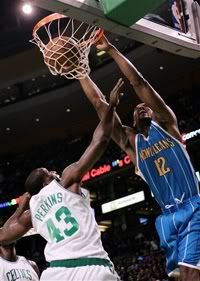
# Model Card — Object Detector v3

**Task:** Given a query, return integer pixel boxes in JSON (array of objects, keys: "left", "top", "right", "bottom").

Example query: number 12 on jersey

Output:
[
  {"left": 154, "top": 157, "right": 171, "bottom": 176},
  {"left": 47, "top": 206, "right": 79, "bottom": 242}
]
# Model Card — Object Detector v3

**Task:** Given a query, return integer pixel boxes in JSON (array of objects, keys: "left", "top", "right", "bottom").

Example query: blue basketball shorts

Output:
[{"left": 155, "top": 195, "right": 200, "bottom": 275}]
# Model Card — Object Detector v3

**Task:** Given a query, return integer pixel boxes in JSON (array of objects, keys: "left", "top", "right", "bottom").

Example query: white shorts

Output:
[{"left": 40, "top": 265, "right": 120, "bottom": 281}]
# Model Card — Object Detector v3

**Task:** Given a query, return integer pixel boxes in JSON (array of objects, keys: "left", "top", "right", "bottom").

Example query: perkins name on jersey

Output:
[{"left": 35, "top": 192, "right": 63, "bottom": 222}]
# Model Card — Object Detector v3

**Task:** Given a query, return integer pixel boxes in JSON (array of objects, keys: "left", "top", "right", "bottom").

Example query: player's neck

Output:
[
  {"left": 67, "top": 182, "right": 81, "bottom": 194},
  {"left": 139, "top": 125, "right": 150, "bottom": 137},
  {"left": 0, "top": 247, "right": 17, "bottom": 262},
  {"left": 137, "top": 118, "right": 151, "bottom": 137}
]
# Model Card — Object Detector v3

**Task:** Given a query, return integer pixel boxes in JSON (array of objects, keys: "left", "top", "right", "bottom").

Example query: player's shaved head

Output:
[{"left": 25, "top": 168, "right": 45, "bottom": 195}]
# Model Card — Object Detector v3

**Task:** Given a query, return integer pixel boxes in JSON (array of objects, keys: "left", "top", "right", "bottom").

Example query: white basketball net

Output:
[{"left": 31, "top": 14, "right": 102, "bottom": 79}]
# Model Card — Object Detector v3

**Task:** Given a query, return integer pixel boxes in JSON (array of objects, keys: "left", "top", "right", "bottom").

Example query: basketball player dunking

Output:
[
  {"left": 80, "top": 35, "right": 200, "bottom": 281},
  {"left": 0, "top": 79, "right": 123, "bottom": 281}
]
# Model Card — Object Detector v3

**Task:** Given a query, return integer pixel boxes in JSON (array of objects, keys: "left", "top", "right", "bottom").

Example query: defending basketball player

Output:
[
  {"left": 0, "top": 79, "right": 123, "bottom": 281},
  {"left": 0, "top": 243, "right": 40, "bottom": 281},
  {"left": 80, "top": 35, "right": 200, "bottom": 281},
  {"left": 0, "top": 196, "right": 40, "bottom": 281}
]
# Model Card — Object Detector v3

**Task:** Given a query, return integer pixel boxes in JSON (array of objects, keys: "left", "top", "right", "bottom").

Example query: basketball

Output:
[{"left": 43, "top": 36, "right": 81, "bottom": 75}]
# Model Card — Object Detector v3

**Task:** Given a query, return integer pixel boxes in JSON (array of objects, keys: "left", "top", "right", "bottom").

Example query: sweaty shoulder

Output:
[{"left": 153, "top": 110, "right": 182, "bottom": 142}]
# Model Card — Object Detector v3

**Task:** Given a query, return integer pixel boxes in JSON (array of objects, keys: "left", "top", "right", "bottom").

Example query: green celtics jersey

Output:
[
  {"left": 0, "top": 256, "right": 39, "bottom": 281},
  {"left": 30, "top": 180, "right": 109, "bottom": 262}
]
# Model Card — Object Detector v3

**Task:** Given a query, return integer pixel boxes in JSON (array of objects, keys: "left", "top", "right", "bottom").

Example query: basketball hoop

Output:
[{"left": 31, "top": 13, "right": 104, "bottom": 79}]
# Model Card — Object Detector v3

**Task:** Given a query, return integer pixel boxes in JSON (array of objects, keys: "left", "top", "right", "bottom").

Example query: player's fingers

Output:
[
  {"left": 116, "top": 79, "right": 124, "bottom": 90},
  {"left": 115, "top": 93, "right": 123, "bottom": 105},
  {"left": 95, "top": 34, "right": 107, "bottom": 45},
  {"left": 13, "top": 193, "right": 30, "bottom": 216},
  {"left": 95, "top": 37, "right": 104, "bottom": 48},
  {"left": 112, "top": 78, "right": 124, "bottom": 93},
  {"left": 18, "top": 192, "right": 31, "bottom": 210},
  {"left": 116, "top": 78, "right": 123, "bottom": 86}
]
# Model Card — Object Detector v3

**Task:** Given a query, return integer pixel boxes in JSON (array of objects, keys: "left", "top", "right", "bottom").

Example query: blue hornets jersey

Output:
[{"left": 136, "top": 121, "right": 199, "bottom": 208}]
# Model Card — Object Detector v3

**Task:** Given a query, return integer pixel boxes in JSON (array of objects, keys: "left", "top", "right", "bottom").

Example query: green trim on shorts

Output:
[{"left": 50, "top": 257, "right": 112, "bottom": 268}]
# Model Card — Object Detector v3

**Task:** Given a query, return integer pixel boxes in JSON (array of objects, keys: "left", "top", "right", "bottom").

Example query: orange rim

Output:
[
  {"left": 32, "top": 13, "right": 104, "bottom": 45},
  {"left": 33, "top": 13, "right": 66, "bottom": 36},
  {"left": 78, "top": 28, "right": 104, "bottom": 47}
]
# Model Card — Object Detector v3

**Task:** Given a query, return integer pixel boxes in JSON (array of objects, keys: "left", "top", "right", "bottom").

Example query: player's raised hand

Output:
[
  {"left": 2, "top": 192, "right": 31, "bottom": 230},
  {"left": 109, "top": 78, "right": 124, "bottom": 108},
  {"left": 95, "top": 35, "right": 112, "bottom": 52},
  {"left": 17, "top": 192, "right": 31, "bottom": 214}
]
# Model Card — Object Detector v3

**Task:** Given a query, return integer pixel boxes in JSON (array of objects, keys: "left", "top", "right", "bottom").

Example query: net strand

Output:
[
  {"left": 60, "top": 18, "right": 71, "bottom": 39},
  {"left": 58, "top": 18, "right": 61, "bottom": 38},
  {"left": 46, "top": 22, "right": 52, "bottom": 41}
]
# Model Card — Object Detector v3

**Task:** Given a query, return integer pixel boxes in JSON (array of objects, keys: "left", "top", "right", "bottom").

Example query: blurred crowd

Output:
[{"left": 170, "top": 89, "right": 200, "bottom": 133}]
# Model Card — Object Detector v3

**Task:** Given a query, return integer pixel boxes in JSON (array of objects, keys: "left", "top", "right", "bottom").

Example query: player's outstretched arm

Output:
[
  {"left": 79, "top": 74, "right": 107, "bottom": 118},
  {"left": 97, "top": 36, "right": 181, "bottom": 138},
  {"left": 80, "top": 75, "right": 133, "bottom": 154},
  {"left": 0, "top": 193, "right": 32, "bottom": 245},
  {"left": 61, "top": 79, "right": 124, "bottom": 188}
]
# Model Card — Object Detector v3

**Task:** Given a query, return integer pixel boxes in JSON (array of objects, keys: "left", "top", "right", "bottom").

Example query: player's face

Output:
[
  {"left": 133, "top": 103, "right": 152, "bottom": 129},
  {"left": 41, "top": 168, "right": 60, "bottom": 182}
]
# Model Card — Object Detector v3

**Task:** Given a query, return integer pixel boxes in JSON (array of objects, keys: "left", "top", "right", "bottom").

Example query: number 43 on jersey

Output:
[{"left": 47, "top": 206, "right": 79, "bottom": 242}]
